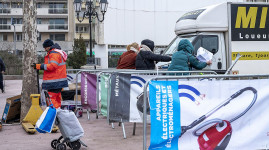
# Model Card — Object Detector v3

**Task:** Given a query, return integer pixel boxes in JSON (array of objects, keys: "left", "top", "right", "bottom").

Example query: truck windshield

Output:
[{"left": 163, "top": 35, "right": 196, "bottom": 55}]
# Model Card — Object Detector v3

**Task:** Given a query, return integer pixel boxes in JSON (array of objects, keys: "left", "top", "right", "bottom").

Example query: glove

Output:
[
  {"left": 31, "top": 63, "right": 41, "bottom": 70},
  {"left": 31, "top": 63, "right": 37, "bottom": 69}
]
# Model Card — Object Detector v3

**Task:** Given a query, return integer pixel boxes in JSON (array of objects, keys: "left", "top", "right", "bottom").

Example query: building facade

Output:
[
  {"left": 1, "top": 0, "right": 269, "bottom": 69},
  {"left": 0, "top": 0, "right": 75, "bottom": 56}
]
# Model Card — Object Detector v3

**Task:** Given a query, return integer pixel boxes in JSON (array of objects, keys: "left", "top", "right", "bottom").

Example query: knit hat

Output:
[
  {"left": 141, "top": 39, "right": 154, "bottom": 51},
  {"left": 43, "top": 39, "right": 54, "bottom": 48}
]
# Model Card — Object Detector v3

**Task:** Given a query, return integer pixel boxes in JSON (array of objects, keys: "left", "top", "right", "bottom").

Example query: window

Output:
[
  {"left": 0, "top": 18, "right": 9, "bottom": 30},
  {"left": 49, "top": 19, "right": 67, "bottom": 30},
  {"left": 0, "top": 3, "right": 10, "bottom": 8},
  {"left": 0, "top": 18, "right": 7, "bottom": 24},
  {"left": 14, "top": 18, "right": 23, "bottom": 24},
  {"left": 16, "top": 34, "right": 22, "bottom": 41},
  {"left": 11, "top": 2, "right": 22, "bottom": 8},
  {"left": 49, "top": 3, "right": 67, "bottom": 9},
  {"left": 49, "top": 19, "right": 65, "bottom": 25},
  {"left": 37, "top": 19, "right": 42, "bottom": 24},
  {"left": 50, "top": 34, "right": 65, "bottom": 41},
  {"left": 0, "top": 34, "right": 7, "bottom": 41},
  {"left": 36, "top": 3, "right": 42, "bottom": 8},
  {"left": 76, "top": 26, "right": 88, "bottom": 33},
  {"left": 37, "top": 33, "right": 41, "bottom": 42},
  {"left": 49, "top": 3, "right": 67, "bottom": 14},
  {"left": 193, "top": 35, "right": 218, "bottom": 55}
]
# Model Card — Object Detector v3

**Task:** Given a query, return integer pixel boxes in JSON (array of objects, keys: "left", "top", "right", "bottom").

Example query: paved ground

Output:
[{"left": 0, "top": 80, "right": 151, "bottom": 150}]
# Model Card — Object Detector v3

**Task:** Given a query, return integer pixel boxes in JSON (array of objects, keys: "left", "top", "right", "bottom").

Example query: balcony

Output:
[
  {"left": 75, "top": 33, "right": 90, "bottom": 40},
  {"left": 37, "top": 8, "right": 68, "bottom": 18},
  {"left": 48, "top": 8, "right": 68, "bottom": 14},
  {"left": 0, "top": 25, "right": 11, "bottom": 30},
  {"left": 75, "top": 18, "right": 90, "bottom": 24},
  {"left": 0, "top": 8, "right": 11, "bottom": 14},
  {"left": 48, "top": 24, "right": 68, "bottom": 30}
]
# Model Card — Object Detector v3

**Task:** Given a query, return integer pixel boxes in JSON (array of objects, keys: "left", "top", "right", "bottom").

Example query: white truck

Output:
[{"left": 158, "top": 2, "right": 269, "bottom": 74}]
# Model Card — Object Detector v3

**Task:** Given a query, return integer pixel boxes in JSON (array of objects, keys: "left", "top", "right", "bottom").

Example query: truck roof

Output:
[{"left": 175, "top": 2, "right": 228, "bottom": 35}]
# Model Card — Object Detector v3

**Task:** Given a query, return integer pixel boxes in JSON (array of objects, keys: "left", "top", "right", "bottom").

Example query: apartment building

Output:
[{"left": 0, "top": 0, "right": 75, "bottom": 55}]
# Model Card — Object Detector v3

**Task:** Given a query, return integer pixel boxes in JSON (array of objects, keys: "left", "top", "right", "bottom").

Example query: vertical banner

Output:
[
  {"left": 81, "top": 72, "right": 97, "bottom": 110},
  {"left": 149, "top": 81, "right": 181, "bottom": 150},
  {"left": 109, "top": 73, "right": 131, "bottom": 122},
  {"left": 129, "top": 75, "right": 154, "bottom": 122},
  {"left": 100, "top": 74, "right": 109, "bottom": 116}
]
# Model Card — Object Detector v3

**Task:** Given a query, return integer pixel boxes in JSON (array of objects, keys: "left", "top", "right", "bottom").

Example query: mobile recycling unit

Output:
[{"left": 158, "top": 2, "right": 269, "bottom": 74}]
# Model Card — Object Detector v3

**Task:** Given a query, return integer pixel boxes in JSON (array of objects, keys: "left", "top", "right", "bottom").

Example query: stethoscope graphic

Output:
[{"left": 180, "top": 87, "right": 257, "bottom": 137}]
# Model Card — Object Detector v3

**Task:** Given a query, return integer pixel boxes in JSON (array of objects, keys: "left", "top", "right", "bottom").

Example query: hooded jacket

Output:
[
  {"left": 36, "top": 44, "right": 68, "bottom": 90},
  {"left": 168, "top": 39, "right": 207, "bottom": 72},
  {"left": 135, "top": 44, "right": 171, "bottom": 70}
]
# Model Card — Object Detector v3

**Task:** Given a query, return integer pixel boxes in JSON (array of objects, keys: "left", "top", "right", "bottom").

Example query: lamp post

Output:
[
  {"left": 11, "top": 17, "right": 16, "bottom": 53},
  {"left": 74, "top": 0, "right": 108, "bottom": 64}
]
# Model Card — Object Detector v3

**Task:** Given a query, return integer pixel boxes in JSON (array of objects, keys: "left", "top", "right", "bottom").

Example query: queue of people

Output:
[{"left": 116, "top": 38, "right": 211, "bottom": 71}]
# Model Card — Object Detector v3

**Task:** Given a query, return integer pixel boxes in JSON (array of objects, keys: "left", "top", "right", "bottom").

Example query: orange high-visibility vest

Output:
[{"left": 40, "top": 49, "right": 68, "bottom": 90}]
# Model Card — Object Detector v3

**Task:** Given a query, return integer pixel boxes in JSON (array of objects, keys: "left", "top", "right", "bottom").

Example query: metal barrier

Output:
[
  {"left": 95, "top": 70, "right": 217, "bottom": 139},
  {"left": 142, "top": 74, "right": 269, "bottom": 150}
]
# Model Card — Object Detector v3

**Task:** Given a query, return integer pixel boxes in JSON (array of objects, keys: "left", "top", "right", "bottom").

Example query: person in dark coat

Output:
[
  {"left": 168, "top": 39, "right": 211, "bottom": 74},
  {"left": 0, "top": 57, "right": 5, "bottom": 93},
  {"left": 117, "top": 42, "right": 139, "bottom": 69},
  {"left": 135, "top": 39, "right": 171, "bottom": 70}
]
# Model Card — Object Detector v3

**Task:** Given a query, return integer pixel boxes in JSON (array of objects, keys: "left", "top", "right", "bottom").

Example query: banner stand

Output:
[{"left": 98, "top": 70, "right": 217, "bottom": 139}]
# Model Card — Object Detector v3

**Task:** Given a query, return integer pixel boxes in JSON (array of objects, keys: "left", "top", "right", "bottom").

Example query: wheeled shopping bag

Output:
[{"left": 51, "top": 109, "right": 87, "bottom": 150}]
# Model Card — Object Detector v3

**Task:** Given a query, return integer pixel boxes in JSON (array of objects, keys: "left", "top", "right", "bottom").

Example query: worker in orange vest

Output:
[{"left": 32, "top": 39, "right": 68, "bottom": 108}]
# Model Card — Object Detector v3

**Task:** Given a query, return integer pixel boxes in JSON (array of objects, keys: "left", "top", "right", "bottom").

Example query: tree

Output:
[
  {"left": 21, "top": 0, "right": 38, "bottom": 121},
  {"left": 67, "top": 36, "right": 87, "bottom": 69}
]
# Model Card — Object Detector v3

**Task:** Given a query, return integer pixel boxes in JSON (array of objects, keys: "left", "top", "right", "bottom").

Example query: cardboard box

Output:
[
  {"left": 68, "top": 83, "right": 81, "bottom": 90},
  {"left": 2, "top": 95, "right": 21, "bottom": 123}
]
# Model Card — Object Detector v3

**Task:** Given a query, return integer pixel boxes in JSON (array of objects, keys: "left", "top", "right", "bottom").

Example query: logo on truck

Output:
[{"left": 231, "top": 4, "right": 269, "bottom": 41}]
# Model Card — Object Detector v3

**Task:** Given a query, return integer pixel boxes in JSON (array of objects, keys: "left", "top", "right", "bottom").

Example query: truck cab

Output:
[
  {"left": 160, "top": 32, "right": 227, "bottom": 74},
  {"left": 158, "top": 2, "right": 269, "bottom": 74},
  {"left": 158, "top": 3, "right": 229, "bottom": 74}
]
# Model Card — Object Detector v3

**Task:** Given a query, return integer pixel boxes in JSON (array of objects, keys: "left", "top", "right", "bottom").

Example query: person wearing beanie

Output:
[
  {"left": 32, "top": 39, "right": 68, "bottom": 108},
  {"left": 135, "top": 39, "right": 171, "bottom": 70},
  {"left": 117, "top": 42, "right": 139, "bottom": 69},
  {"left": 168, "top": 39, "right": 212, "bottom": 75}
]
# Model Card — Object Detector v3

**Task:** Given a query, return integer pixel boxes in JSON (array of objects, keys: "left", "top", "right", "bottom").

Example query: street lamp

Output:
[{"left": 74, "top": 0, "right": 108, "bottom": 64}]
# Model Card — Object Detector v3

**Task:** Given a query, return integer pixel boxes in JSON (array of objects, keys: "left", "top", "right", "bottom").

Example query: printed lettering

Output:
[{"left": 235, "top": 7, "right": 257, "bottom": 28}]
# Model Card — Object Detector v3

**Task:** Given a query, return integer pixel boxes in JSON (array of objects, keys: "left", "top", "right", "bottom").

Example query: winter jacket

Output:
[
  {"left": 135, "top": 45, "right": 171, "bottom": 70},
  {"left": 117, "top": 49, "right": 137, "bottom": 69},
  {"left": 36, "top": 45, "right": 68, "bottom": 90},
  {"left": 0, "top": 57, "right": 5, "bottom": 73},
  {"left": 168, "top": 39, "right": 207, "bottom": 73}
]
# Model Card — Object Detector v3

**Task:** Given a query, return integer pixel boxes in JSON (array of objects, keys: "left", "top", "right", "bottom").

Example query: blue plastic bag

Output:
[{"left": 35, "top": 104, "right": 57, "bottom": 133}]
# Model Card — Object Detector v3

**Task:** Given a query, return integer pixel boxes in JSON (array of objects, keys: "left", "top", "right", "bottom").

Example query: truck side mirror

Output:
[
  {"left": 160, "top": 50, "right": 164, "bottom": 55},
  {"left": 211, "top": 49, "right": 217, "bottom": 55}
]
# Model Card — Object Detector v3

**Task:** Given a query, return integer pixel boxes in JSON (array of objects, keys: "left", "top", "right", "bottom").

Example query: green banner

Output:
[{"left": 100, "top": 74, "right": 109, "bottom": 116}]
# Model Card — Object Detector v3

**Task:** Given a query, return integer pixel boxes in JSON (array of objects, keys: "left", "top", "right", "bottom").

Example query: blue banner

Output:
[{"left": 149, "top": 81, "right": 181, "bottom": 150}]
